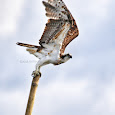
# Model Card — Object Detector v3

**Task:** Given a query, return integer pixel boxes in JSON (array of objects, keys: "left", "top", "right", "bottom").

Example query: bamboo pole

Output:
[{"left": 25, "top": 73, "right": 41, "bottom": 115}]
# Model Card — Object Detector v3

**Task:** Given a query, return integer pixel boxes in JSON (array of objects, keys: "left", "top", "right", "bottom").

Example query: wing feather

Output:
[
  {"left": 60, "top": 19, "right": 79, "bottom": 54},
  {"left": 40, "top": 0, "right": 79, "bottom": 54},
  {"left": 39, "top": 0, "right": 71, "bottom": 45},
  {"left": 42, "top": 0, "right": 69, "bottom": 20},
  {"left": 39, "top": 19, "right": 65, "bottom": 45}
]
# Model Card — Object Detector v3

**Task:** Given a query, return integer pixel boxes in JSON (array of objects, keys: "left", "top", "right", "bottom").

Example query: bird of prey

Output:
[{"left": 17, "top": 0, "right": 79, "bottom": 76}]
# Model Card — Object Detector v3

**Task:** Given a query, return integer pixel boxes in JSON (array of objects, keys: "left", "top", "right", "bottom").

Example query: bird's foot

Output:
[{"left": 32, "top": 70, "right": 41, "bottom": 77}]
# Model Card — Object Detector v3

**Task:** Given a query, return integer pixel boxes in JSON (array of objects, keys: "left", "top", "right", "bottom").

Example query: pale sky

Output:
[{"left": 0, "top": 0, "right": 115, "bottom": 115}]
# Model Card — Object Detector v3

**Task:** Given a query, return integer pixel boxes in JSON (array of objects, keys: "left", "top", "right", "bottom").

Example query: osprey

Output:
[{"left": 17, "top": 0, "right": 79, "bottom": 76}]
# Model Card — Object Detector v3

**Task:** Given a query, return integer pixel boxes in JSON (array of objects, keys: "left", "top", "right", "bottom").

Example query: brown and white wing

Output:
[
  {"left": 39, "top": 0, "right": 72, "bottom": 45},
  {"left": 42, "top": 0, "right": 69, "bottom": 20},
  {"left": 60, "top": 19, "right": 79, "bottom": 54},
  {"left": 39, "top": 0, "right": 79, "bottom": 54}
]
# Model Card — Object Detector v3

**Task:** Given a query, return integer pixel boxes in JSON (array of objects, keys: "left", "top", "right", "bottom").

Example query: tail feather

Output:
[
  {"left": 16, "top": 42, "right": 39, "bottom": 48},
  {"left": 16, "top": 42, "right": 43, "bottom": 54}
]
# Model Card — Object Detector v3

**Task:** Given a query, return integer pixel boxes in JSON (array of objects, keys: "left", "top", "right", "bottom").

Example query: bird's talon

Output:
[{"left": 31, "top": 71, "right": 41, "bottom": 77}]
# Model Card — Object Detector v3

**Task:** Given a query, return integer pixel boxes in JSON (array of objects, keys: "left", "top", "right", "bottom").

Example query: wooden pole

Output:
[{"left": 25, "top": 74, "right": 41, "bottom": 115}]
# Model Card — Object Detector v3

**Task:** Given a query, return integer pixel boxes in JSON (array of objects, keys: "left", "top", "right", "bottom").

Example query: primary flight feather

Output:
[{"left": 17, "top": 0, "right": 79, "bottom": 76}]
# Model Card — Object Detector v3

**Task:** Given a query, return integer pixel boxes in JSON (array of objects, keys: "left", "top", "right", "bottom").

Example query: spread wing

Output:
[
  {"left": 39, "top": 0, "right": 79, "bottom": 54},
  {"left": 60, "top": 18, "right": 79, "bottom": 54},
  {"left": 39, "top": 0, "right": 70, "bottom": 45}
]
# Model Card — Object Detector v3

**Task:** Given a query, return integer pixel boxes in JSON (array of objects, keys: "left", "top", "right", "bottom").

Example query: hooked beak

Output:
[{"left": 69, "top": 55, "right": 72, "bottom": 58}]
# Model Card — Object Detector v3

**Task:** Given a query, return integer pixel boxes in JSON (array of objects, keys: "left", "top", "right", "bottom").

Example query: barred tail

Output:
[{"left": 16, "top": 42, "right": 39, "bottom": 48}]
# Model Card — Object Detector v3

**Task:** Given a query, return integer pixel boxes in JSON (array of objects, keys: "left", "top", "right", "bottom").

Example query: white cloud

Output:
[
  {"left": 88, "top": 0, "right": 110, "bottom": 17},
  {"left": 0, "top": 77, "right": 90, "bottom": 115},
  {"left": 0, "top": 90, "right": 27, "bottom": 115},
  {"left": 0, "top": 0, "right": 25, "bottom": 37},
  {"left": 1, "top": 75, "right": 115, "bottom": 115},
  {"left": 32, "top": 77, "right": 91, "bottom": 115},
  {"left": 72, "top": 0, "right": 111, "bottom": 27},
  {"left": 92, "top": 78, "right": 115, "bottom": 115}
]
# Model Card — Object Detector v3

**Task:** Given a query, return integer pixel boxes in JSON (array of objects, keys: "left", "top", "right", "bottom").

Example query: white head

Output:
[{"left": 60, "top": 54, "right": 72, "bottom": 63}]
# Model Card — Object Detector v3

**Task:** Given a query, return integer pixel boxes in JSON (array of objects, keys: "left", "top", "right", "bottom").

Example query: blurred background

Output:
[{"left": 0, "top": 0, "right": 115, "bottom": 115}]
